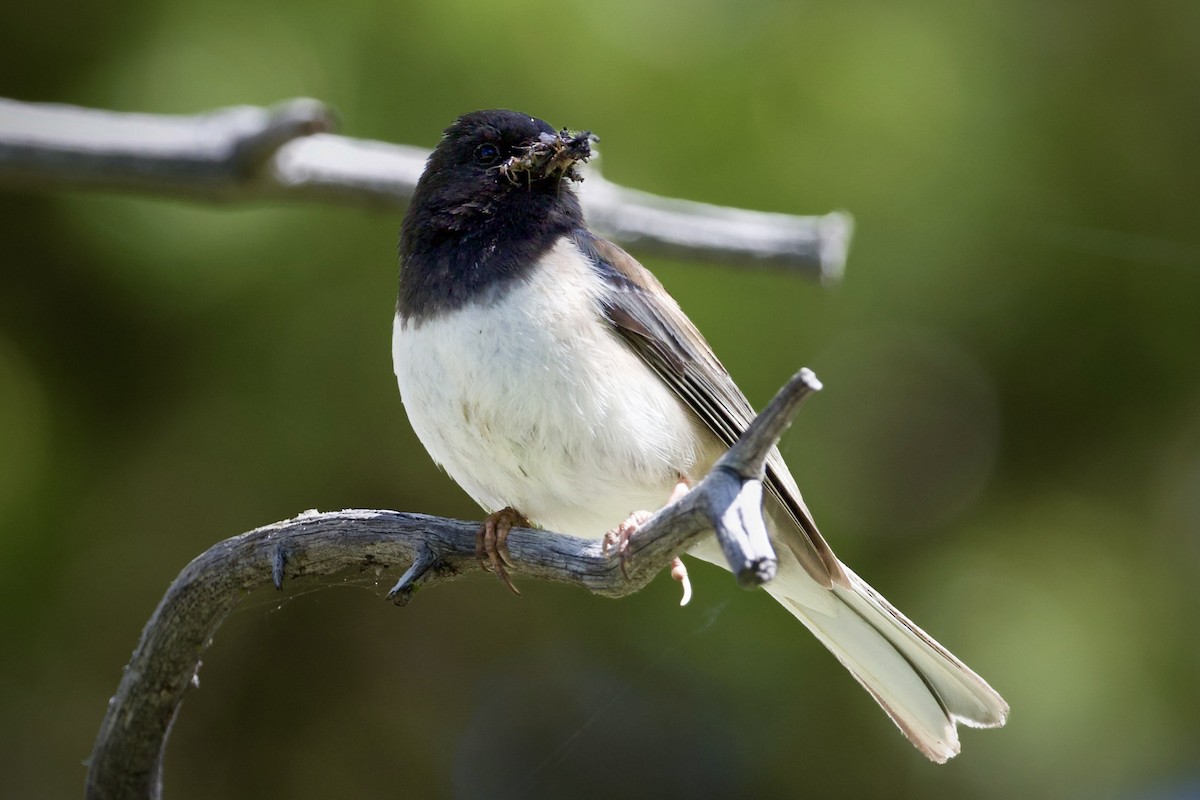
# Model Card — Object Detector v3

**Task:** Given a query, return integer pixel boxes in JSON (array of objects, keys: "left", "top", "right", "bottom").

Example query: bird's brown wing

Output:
[{"left": 573, "top": 229, "right": 844, "bottom": 588}]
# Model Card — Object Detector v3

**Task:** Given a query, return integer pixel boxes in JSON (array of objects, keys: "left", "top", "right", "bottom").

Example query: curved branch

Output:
[
  {"left": 0, "top": 97, "right": 851, "bottom": 280},
  {"left": 83, "top": 368, "right": 821, "bottom": 800}
]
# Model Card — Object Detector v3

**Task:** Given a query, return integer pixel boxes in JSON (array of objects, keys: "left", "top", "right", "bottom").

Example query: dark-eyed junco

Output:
[{"left": 391, "top": 110, "right": 1008, "bottom": 762}]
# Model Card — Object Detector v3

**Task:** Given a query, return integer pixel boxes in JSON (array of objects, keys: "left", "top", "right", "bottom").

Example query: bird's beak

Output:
[{"left": 501, "top": 128, "right": 598, "bottom": 184}]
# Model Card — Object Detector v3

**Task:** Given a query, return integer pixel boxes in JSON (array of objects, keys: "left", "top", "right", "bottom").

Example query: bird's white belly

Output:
[{"left": 392, "top": 239, "right": 705, "bottom": 538}]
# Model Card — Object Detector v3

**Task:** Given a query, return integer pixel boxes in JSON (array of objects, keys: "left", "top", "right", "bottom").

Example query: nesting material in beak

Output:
[{"left": 500, "top": 128, "right": 599, "bottom": 184}]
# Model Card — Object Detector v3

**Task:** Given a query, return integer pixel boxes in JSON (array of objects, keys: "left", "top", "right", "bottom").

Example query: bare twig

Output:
[
  {"left": 83, "top": 368, "right": 821, "bottom": 800},
  {"left": 0, "top": 97, "right": 851, "bottom": 280}
]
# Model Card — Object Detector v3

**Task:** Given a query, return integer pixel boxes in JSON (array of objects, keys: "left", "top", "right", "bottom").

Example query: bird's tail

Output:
[{"left": 765, "top": 560, "right": 1009, "bottom": 763}]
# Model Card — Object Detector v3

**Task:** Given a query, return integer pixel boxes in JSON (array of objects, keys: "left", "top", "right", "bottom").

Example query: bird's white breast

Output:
[{"left": 392, "top": 238, "right": 705, "bottom": 538}]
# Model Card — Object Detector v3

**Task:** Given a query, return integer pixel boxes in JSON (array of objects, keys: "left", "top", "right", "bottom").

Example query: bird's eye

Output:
[{"left": 475, "top": 143, "right": 502, "bottom": 165}]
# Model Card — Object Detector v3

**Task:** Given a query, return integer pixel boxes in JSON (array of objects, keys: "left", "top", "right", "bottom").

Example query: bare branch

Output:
[
  {"left": 84, "top": 368, "right": 821, "bottom": 800},
  {"left": 0, "top": 97, "right": 851, "bottom": 280}
]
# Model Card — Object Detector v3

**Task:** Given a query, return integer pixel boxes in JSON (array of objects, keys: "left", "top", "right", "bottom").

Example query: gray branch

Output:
[
  {"left": 83, "top": 368, "right": 821, "bottom": 800},
  {"left": 0, "top": 97, "right": 851, "bottom": 279}
]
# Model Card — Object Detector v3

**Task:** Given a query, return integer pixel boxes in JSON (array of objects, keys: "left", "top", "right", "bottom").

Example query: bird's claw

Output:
[
  {"left": 603, "top": 510, "right": 652, "bottom": 579},
  {"left": 477, "top": 507, "right": 528, "bottom": 595},
  {"left": 603, "top": 511, "right": 693, "bottom": 606}
]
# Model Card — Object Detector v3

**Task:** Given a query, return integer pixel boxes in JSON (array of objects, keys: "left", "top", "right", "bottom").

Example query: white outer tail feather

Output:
[{"left": 766, "top": 561, "right": 1009, "bottom": 763}]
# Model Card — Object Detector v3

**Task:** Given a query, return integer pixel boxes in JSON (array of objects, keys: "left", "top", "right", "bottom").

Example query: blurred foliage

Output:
[{"left": 2, "top": 0, "right": 1200, "bottom": 798}]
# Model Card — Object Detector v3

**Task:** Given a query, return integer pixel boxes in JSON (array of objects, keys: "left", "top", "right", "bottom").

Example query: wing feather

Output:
[{"left": 573, "top": 229, "right": 844, "bottom": 587}]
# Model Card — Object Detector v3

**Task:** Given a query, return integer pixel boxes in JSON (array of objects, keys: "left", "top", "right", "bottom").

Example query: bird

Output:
[{"left": 391, "top": 109, "right": 1008, "bottom": 762}]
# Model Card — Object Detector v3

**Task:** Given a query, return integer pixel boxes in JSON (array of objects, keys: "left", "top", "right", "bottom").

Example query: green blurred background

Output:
[{"left": 3, "top": 0, "right": 1199, "bottom": 797}]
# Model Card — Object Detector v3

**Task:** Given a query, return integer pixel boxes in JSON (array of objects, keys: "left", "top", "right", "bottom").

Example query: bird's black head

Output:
[
  {"left": 397, "top": 110, "right": 597, "bottom": 322},
  {"left": 406, "top": 110, "right": 595, "bottom": 234}
]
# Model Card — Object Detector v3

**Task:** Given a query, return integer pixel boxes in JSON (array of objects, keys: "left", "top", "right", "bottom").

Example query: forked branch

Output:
[{"left": 83, "top": 368, "right": 822, "bottom": 800}]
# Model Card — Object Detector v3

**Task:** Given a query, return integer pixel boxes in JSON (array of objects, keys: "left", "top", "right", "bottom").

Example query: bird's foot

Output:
[
  {"left": 477, "top": 507, "right": 529, "bottom": 596},
  {"left": 602, "top": 510, "right": 653, "bottom": 579},
  {"left": 603, "top": 478, "right": 694, "bottom": 604}
]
